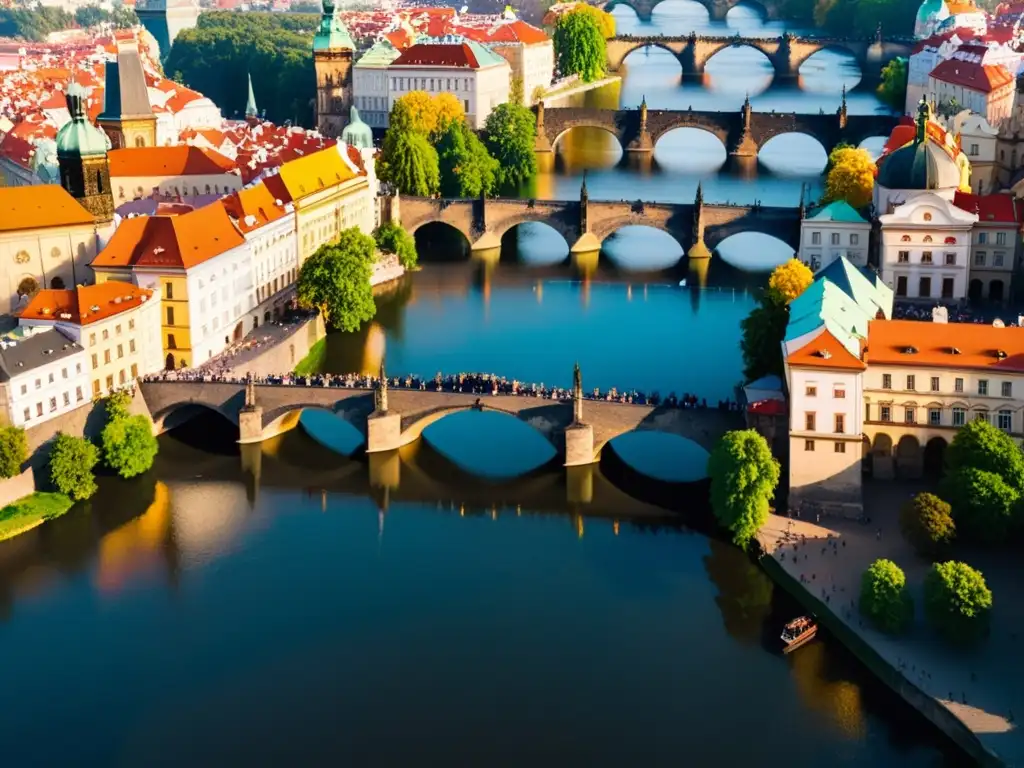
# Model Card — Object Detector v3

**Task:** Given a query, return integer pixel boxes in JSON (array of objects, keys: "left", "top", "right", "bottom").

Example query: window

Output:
[
  {"left": 62, "top": 392, "right": 70, "bottom": 407},
  {"left": 999, "top": 410, "right": 1012, "bottom": 431},
  {"left": 76, "top": 386, "right": 83, "bottom": 402},
  {"left": 978, "top": 232, "right": 987, "bottom": 244},
  {"left": 833, "top": 386, "right": 845, "bottom": 398},
  {"left": 944, "top": 253, "right": 956, "bottom": 265},
  {"left": 979, "top": 379, "right": 989, "bottom": 396},
  {"left": 834, "top": 442, "right": 846, "bottom": 453},
  {"left": 22, "top": 408, "right": 29, "bottom": 422},
  {"left": 47, "top": 372, "right": 53, "bottom": 384},
  {"left": 850, "top": 233, "right": 859, "bottom": 246},
  {"left": 131, "top": 363, "right": 138, "bottom": 379},
  {"left": 997, "top": 232, "right": 1007, "bottom": 246},
  {"left": 976, "top": 251, "right": 986, "bottom": 266},
  {"left": 129, "top": 319, "right": 135, "bottom": 331},
  {"left": 167, "top": 334, "right": 177, "bottom": 350},
  {"left": 119, "top": 370, "right": 126, "bottom": 384},
  {"left": 921, "top": 251, "right": 933, "bottom": 264},
  {"left": 896, "top": 276, "right": 907, "bottom": 296},
  {"left": 104, "top": 350, "right": 111, "bottom": 365},
  {"left": 464, "top": 99, "right": 469, "bottom": 112},
  {"left": 19, "top": 384, "right": 26, "bottom": 395},
  {"left": 955, "top": 377, "right": 964, "bottom": 393},
  {"left": 805, "top": 412, "right": 816, "bottom": 431},
  {"left": 165, "top": 282, "right": 173, "bottom": 300},
  {"left": 102, "top": 329, "right": 108, "bottom": 341},
  {"left": 61, "top": 367, "right": 67, "bottom": 380},
  {"left": 805, "top": 439, "right": 815, "bottom": 451},
  {"left": 830, "top": 232, "right": 840, "bottom": 245},
  {"left": 906, "top": 375, "right": 916, "bottom": 390},
  {"left": 942, "top": 277, "right": 955, "bottom": 299},
  {"left": 834, "top": 414, "right": 845, "bottom": 433},
  {"left": 117, "top": 344, "right": 123, "bottom": 359},
  {"left": 904, "top": 407, "right": 916, "bottom": 424},
  {"left": 89, "top": 333, "right": 96, "bottom": 346},
  {"left": 969, "top": 142, "right": 979, "bottom": 156},
  {"left": 919, "top": 276, "right": 931, "bottom": 297},
  {"left": 923, "top": 212, "right": 932, "bottom": 221},
  {"left": 931, "top": 376, "right": 939, "bottom": 392},
  {"left": 129, "top": 339, "right": 136, "bottom": 354},
  {"left": 116, "top": 324, "right": 122, "bottom": 336},
  {"left": 882, "top": 374, "right": 892, "bottom": 389},
  {"left": 805, "top": 385, "right": 817, "bottom": 396},
  {"left": 34, "top": 378, "right": 40, "bottom": 390},
  {"left": 1002, "top": 381, "right": 1012, "bottom": 397},
  {"left": 897, "top": 250, "right": 910, "bottom": 263},
  {"left": 994, "top": 252, "right": 1004, "bottom": 267},
  {"left": 975, "top": 411, "right": 989, "bottom": 424},
  {"left": 105, "top": 374, "right": 113, "bottom": 391},
  {"left": 166, "top": 307, "right": 175, "bottom": 326},
  {"left": 953, "top": 406, "right": 966, "bottom": 426},
  {"left": 36, "top": 403, "right": 43, "bottom": 417},
  {"left": 881, "top": 405, "right": 892, "bottom": 422},
  {"left": 929, "top": 408, "right": 941, "bottom": 426}
]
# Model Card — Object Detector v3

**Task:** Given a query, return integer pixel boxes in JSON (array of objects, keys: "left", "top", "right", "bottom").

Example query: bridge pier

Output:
[
  {"left": 238, "top": 381, "right": 264, "bottom": 444},
  {"left": 368, "top": 449, "right": 401, "bottom": 489},
  {"left": 566, "top": 463, "right": 595, "bottom": 505},
  {"left": 366, "top": 367, "right": 401, "bottom": 453}
]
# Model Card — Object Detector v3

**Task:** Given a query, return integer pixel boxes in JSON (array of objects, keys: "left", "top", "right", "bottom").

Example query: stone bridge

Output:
[
  {"left": 535, "top": 97, "right": 898, "bottom": 157},
  {"left": 604, "top": 33, "right": 913, "bottom": 83},
  {"left": 603, "top": 0, "right": 785, "bottom": 22},
  {"left": 139, "top": 377, "right": 742, "bottom": 468},
  {"left": 397, "top": 185, "right": 801, "bottom": 254}
]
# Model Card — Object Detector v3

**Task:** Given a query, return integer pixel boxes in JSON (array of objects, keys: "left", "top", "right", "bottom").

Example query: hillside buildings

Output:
[{"left": 0, "top": 326, "right": 88, "bottom": 429}]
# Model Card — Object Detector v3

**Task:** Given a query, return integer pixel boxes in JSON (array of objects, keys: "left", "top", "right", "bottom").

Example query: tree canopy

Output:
[
  {"left": 859, "top": 559, "right": 913, "bottom": 634},
  {"left": 166, "top": 12, "right": 319, "bottom": 126},
  {"left": 102, "top": 414, "right": 158, "bottom": 479},
  {"left": 484, "top": 103, "right": 538, "bottom": 193},
  {"left": 391, "top": 92, "right": 465, "bottom": 138},
  {"left": 48, "top": 433, "right": 98, "bottom": 501},
  {"left": 707, "top": 429, "right": 780, "bottom": 548},
  {"left": 0, "top": 427, "right": 27, "bottom": 480},
  {"left": 766, "top": 259, "right": 814, "bottom": 305},
  {"left": 375, "top": 222, "right": 418, "bottom": 270},
  {"left": 296, "top": 228, "right": 377, "bottom": 332},
  {"left": 0, "top": 5, "right": 73, "bottom": 40},
  {"left": 782, "top": 0, "right": 918, "bottom": 37},
  {"left": 945, "top": 418, "right": 1024, "bottom": 492},
  {"left": 739, "top": 299, "right": 788, "bottom": 381},
  {"left": 380, "top": 129, "right": 440, "bottom": 197},
  {"left": 823, "top": 147, "right": 876, "bottom": 210},
  {"left": 939, "top": 467, "right": 1018, "bottom": 546},
  {"left": 899, "top": 492, "right": 956, "bottom": 559},
  {"left": 554, "top": 8, "right": 607, "bottom": 83},
  {"left": 877, "top": 57, "right": 908, "bottom": 112},
  {"left": 924, "top": 561, "right": 993, "bottom": 645},
  {"left": 438, "top": 119, "right": 499, "bottom": 198}
]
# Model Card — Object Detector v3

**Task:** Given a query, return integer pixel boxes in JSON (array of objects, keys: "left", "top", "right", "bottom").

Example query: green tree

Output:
[
  {"left": 380, "top": 127, "right": 440, "bottom": 197},
  {"left": 877, "top": 57, "right": 908, "bottom": 112},
  {"left": 74, "top": 4, "right": 110, "bottom": 27},
  {"left": 101, "top": 412, "right": 158, "bottom": 479},
  {"left": 740, "top": 298, "right": 788, "bottom": 381},
  {"left": 900, "top": 492, "right": 956, "bottom": 559},
  {"left": 859, "top": 558, "right": 913, "bottom": 634},
  {"left": 437, "top": 119, "right": 499, "bottom": 199},
  {"left": 48, "top": 433, "right": 98, "bottom": 501},
  {"left": 946, "top": 418, "right": 1024, "bottom": 491},
  {"left": 110, "top": 2, "right": 138, "bottom": 28},
  {"left": 554, "top": 8, "right": 606, "bottom": 83},
  {"left": 105, "top": 389, "right": 133, "bottom": 421},
  {"left": 510, "top": 76, "right": 525, "bottom": 106},
  {"left": 375, "top": 221, "right": 418, "bottom": 270},
  {"left": 296, "top": 228, "right": 377, "bottom": 332},
  {"left": 939, "top": 467, "right": 1018, "bottom": 546},
  {"left": 0, "top": 426, "right": 27, "bottom": 479},
  {"left": 924, "top": 561, "right": 992, "bottom": 645},
  {"left": 707, "top": 429, "right": 780, "bottom": 548},
  {"left": 484, "top": 102, "right": 537, "bottom": 193},
  {"left": 0, "top": 6, "right": 74, "bottom": 40}
]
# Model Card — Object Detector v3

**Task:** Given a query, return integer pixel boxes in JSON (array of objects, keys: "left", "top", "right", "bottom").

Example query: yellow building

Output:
[
  {"left": 90, "top": 203, "right": 250, "bottom": 369},
  {"left": 20, "top": 282, "right": 164, "bottom": 396}
]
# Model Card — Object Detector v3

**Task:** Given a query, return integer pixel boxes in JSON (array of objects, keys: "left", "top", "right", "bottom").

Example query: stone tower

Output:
[
  {"left": 56, "top": 82, "right": 114, "bottom": 223},
  {"left": 97, "top": 41, "right": 157, "bottom": 149},
  {"left": 313, "top": 0, "right": 356, "bottom": 138}
]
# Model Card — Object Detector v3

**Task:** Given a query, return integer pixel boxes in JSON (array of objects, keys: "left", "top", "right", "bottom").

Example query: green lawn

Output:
[
  {"left": 294, "top": 337, "right": 327, "bottom": 376},
  {"left": 0, "top": 492, "right": 74, "bottom": 541}
]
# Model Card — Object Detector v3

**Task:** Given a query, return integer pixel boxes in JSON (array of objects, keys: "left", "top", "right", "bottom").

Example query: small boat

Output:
[
  {"left": 781, "top": 616, "right": 818, "bottom": 653},
  {"left": 678, "top": 278, "right": 687, "bottom": 287}
]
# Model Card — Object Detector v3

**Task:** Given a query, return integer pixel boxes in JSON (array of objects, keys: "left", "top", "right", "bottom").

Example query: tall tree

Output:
[
  {"left": 739, "top": 299, "right": 788, "bottom": 381},
  {"left": 554, "top": 8, "right": 607, "bottom": 83},
  {"left": 877, "top": 57, "right": 908, "bottom": 112},
  {"left": 945, "top": 418, "right": 1024, "bottom": 491},
  {"left": 437, "top": 120, "right": 499, "bottom": 198},
  {"left": 296, "top": 228, "right": 377, "bottom": 332},
  {"left": 102, "top": 415, "right": 159, "bottom": 479},
  {"left": 0, "top": 426, "right": 27, "bottom": 479},
  {"left": 375, "top": 222, "right": 418, "bottom": 270},
  {"left": 484, "top": 103, "right": 537, "bottom": 193},
  {"left": 707, "top": 429, "right": 780, "bottom": 548},
  {"left": 48, "top": 433, "right": 98, "bottom": 501},
  {"left": 823, "top": 147, "right": 876, "bottom": 210},
  {"left": 379, "top": 129, "right": 440, "bottom": 197}
]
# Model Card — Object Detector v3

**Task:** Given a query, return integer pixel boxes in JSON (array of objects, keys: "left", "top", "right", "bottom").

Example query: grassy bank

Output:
[
  {"left": 294, "top": 337, "right": 327, "bottom": 376},
  {"left": 0, "top": 492, "right": 74, "bottom": 541}
]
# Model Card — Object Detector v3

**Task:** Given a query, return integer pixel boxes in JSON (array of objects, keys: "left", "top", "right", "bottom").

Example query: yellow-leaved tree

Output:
[
  {"left": 824, "top": 146, "right": 876, "bottom": 210},
  {"left": 572, "top": 3, "right": 616, "bottom": 38},
  {"left": 767, "top": 259, "right": 813, "bottom": 305},
  {"left": 394, "top": 92, "right": 465, "bottom": 137}
]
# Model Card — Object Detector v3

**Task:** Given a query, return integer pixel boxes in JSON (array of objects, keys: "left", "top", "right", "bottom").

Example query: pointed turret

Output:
[
  {"left": 694, "top": 180, "right": 703, "bottom": 207},
  {"left": 580, "top": 171, "right": 589, "bottom": 203},
  {"left": 838, "top": 84, "right": 848, "bottom": 129},
  {"left": 245, "top": 72, "right": 259, "bottom": 124}
]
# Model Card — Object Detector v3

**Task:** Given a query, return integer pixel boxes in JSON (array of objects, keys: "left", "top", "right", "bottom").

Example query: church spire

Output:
[{"left": 245, "top": 72, "right": 258, "bottom": 122}]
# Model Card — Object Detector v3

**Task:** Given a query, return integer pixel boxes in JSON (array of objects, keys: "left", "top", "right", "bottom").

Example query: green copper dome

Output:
[
  {"left": 313, "top": 0, "right": 355, "bottom": 52},
  {"left": 877, "top": 100, "right": 960, "bottom": 191},
  {"left": 341, "top": 106, "right": 373, "bottom": 149},
  {"left": 56, "top": 82, "right": 110, "bottom": 157}
]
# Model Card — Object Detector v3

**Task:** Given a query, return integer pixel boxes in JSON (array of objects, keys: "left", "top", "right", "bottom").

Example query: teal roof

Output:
[
  {"left": 356, "top": 39, "right": 401, "bottom": 68},
  {"left": 56, "top": 82, "right": 110, "bottom": 157},
  {"left": 786, "top": 280, "right": 869, "bottom": 360},
  {"left": 341, "top": 106, "right": 373, "bottom": 149},
  {"left": 464, "top": 38, "right": 508, "bottom": 68},
  {"left": 807, "top": 200, "right": 867, "bottom": 224},
  {"left": 816, "top": 257, "right": 893, "bottom": 320},
  {"left": 313, "top": 0, "right": 355, "bottom": 52}
]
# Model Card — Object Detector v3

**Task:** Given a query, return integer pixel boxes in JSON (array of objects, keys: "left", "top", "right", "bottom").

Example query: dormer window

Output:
[
  {"left": 950, "top": 347, "right": 961, "bottom": 355},
  {"left": 996, "top": 349, "right": 1008, "bottom": 360},
  {"left": 903, "top": 346, "right": 918, "bottom": 354}
]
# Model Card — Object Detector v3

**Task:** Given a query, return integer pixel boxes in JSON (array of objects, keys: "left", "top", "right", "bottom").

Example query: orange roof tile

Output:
[
  {"left": 108, "top": 145, "right": 237, "bottom": 177},
  {"left": 787, "top": 329, "right": 866, "bottom": 370},
  {"left": 21, "top": 283, "right": 154, "bottom": 326},
  {"left": 866, "top": 320, "right": 1024, "bottom": 372},
  {"left": 929, "top": 59, "right": 1014, "bottom": 92},
  {"left": 92, "top": 203, "right": 245, "bottom": 271},
  {"left": 276, "top": 145, "right": 361, "bottom": 202},
  {"left": 0, "top": 185, "right": 96, "bottom": 232},
  {"left": 221, "top": 181, "right": 291, "bottom": 233}
]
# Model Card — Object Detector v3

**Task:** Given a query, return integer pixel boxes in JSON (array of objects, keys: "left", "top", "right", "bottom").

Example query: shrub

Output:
[
  {"left": 374, "top": 221, "right": 418, "bottom": 270},
  {"left": 48, "top": 432, "right": 98, "bottom": 501},
  {"left": 924, "top": 561, "right": 992, "bottom": 645},
  {"left": 101, "top": 414, "right": 158, "bottom": 479},
  {"left": 946, "top": 418, "right": 1024, "bottom": 492},
  {"left": 104, "top": 389, "right": 133, "bottom": 421},
  {"left": 899, "top": 492, "right": 955, "bottom": 558},
  {"left": 858, "top": 558, "right": 913, "bottom": 634},
  {"left": 0, "top": 425, "right": 27, "bottom": 479},
  {"left": 939, "top": 467, "right": 1018, "bottom": 546}
]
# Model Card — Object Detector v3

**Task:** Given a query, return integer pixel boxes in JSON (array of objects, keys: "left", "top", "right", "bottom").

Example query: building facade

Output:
[
  {"left": 96, "top": 41, "right": 158, "bottom": 150},
  {"left": 953, "top": 190, "right": 1021, "bottom": 303},
  {"left": 0, "top": 327, "right": 88, "bottom": 429},
  {"left": 353, "top": 39, "right": 401, "bottom": 129},
  {"left": 928, "top": 56, "right": 1015, "bottom": 126},
  {"left": 798, "top": 201, "right": 871, "bottom": 271},
  {"left": 108, "top": 146, "right": 241, "bottom": 203},
  {"left": 313, "top": 0, "right": 356, "bottom": 138}
]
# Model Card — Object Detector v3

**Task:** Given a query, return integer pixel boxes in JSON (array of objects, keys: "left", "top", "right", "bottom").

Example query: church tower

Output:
[
  {"left": 313, "top": 0, "right": 355, "bottom": 138},
  {"left": 56, "top": 82, "right": 114, "bottom": 223}
]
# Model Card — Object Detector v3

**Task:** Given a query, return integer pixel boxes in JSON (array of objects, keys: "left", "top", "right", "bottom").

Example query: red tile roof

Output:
[
  {"left": 929, "top": 59, "right": 1014, "bottom": 92},
  {"left": 392, "top": 43, "right": 484, "bottom": 69},
  {"left": 21, "top": 283, "right": 154, "bottom": 326},
  {"left": 866, "top": 320, "right": 1024, "bottom": 373},
  {"left": 456, "top": 20, "right": 549, "bottom": 45},
  {"left": 108, "top": 146, "right": 237, "bottom": 177},
  {"left": 952, "top": 191, "right": 1020, "bottom": 223},
  {"left": 787, "top": 329, "right": 866, "bottom": 371}
]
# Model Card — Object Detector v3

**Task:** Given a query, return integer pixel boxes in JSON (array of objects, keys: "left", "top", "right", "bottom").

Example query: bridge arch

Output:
[
  {"left": 600, "top": 225, "right": 686, "bottom": 271},
  {"left": 601, "top": 430, "right": 713, "bottom": 481},
  {"left": 413, "top": 220, "right": 473, "bottom": 260},
  {"left": 153, "top": 401, "right": 238, "bottom": 433},
  {"left": 701, "top": 40, "right": 775, "bottom": 72},
  {"left": 550, "top": 123, "right": 624, "bottom": 155},
  {"left": 792, "top": 43, "right": 862, "bottom": 80},
  {"left": 500, "top": 221, "right": 572, "bottom": 264},
  {"left": 714, "top": 231, "right": 795, "bottom": 270},
  {"left": 651, "top": 124, "right": 729, "bottom": 155},
  {"left": 618, "top": 41, "right": 684, "bottom": 73},
  {"left": 399, "top": 401, "right": 565, "bottom": 451},
  {"left": 757, "top": 132, "right": 828, "bottom": 172},
  {"left": 725, "top": 0, "right": 769, "bottom": 20}
]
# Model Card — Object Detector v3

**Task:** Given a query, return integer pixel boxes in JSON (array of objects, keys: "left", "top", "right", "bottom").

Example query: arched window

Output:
[
  {"left": 135, "top": 135, "right": 145, "bottom": 148},
  {"left": 50, "top": 276, "right": 66, "bottom": 289},
  {"left": 901, "top": 235, "right": 911, "bottom": 242},
  {"left": 944, "top": 236, "right": 956, "bottom": 244},
  {"left": 923, "top": 235, "right": 933, "bottom": 243},
  {"left": 17, "top": 276, "right": 38, "bottom": 297}
]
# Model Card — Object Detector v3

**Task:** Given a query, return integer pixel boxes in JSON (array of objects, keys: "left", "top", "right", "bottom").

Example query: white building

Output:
[
  {"left": 387, "top": 37, "right": 511, "bottom": 129},
  {"left": 0, "top": 326, "right": 89, "bottom": 429},
  {"left": 879, "top": 192, "right": 978, "bottom": 300},
  {"left": 928, "top": 51, "right": 1015, "bottom": 126},
  {"left": 353, "top": 39, "right": 402, "bottom": 129},
  {"left": 951, "top": 110, "right": 999, "bottom": 193},
  {"left": 798, "top": 201, "right": 871, "bottom": 271},
  {"left": 467, "top": 20, "right": 554, "bottom": 104},
  {"left": 907, "top": 31, "right": 966, "bottom": 111},
  {"left": 952, "top": 190, "right": 1022, "bottom": 303}
]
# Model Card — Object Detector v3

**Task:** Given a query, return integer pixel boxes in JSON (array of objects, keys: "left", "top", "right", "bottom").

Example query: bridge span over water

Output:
[{"left": 140, "top": 375, "right": 742, "bottom": 469}]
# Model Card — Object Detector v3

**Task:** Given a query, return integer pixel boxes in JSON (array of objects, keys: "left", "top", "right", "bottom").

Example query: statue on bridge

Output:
[
  {"left": 244, "top": 379, "right": 257, "bottom": 410},
  {"left": 572, "top": 362, "right": 584, "bottom": 424},
  {"left": 375, "top": 360, "right": 388, "bottom": 413}
]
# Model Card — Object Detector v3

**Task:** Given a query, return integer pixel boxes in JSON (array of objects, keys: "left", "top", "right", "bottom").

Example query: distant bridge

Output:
[
  {"left": 535, "top": 97, "right": 898, "bottom": 157},
  {"left": 604, "top": 33, "right": 913, "bottom": 82},
  {"left": 602, "top": 0, "right": 786, "bottom": 23},
  {"left": 139, "top": 376, "right": 742, "bottom": 468}
]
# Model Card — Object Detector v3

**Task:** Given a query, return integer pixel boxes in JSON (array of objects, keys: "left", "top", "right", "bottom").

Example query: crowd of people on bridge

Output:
[
  {"left": 892, "top": 301, "right": 1022, "bottom": 326},
  {"left": 144, "top": 370, "right": 743, "bottom": 411}
]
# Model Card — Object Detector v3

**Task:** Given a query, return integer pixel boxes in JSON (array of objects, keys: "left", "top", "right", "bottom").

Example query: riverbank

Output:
[
  {"left": 756, "top": 481, "right": 1021, "bottom": 767},
  {"left": 541, "top": 75, "right": 621, "bottom": 106},
  {"left": 0, "top": 492, "right": 74, "bottom": 542}
]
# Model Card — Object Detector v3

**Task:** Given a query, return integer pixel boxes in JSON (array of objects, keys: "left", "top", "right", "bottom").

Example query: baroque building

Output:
[
  {"left": 56, "top": 83, "right": 115, "bottom": 224},
  {"left": 313, "top": 0, "right": 356, "bottom": 138}
]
